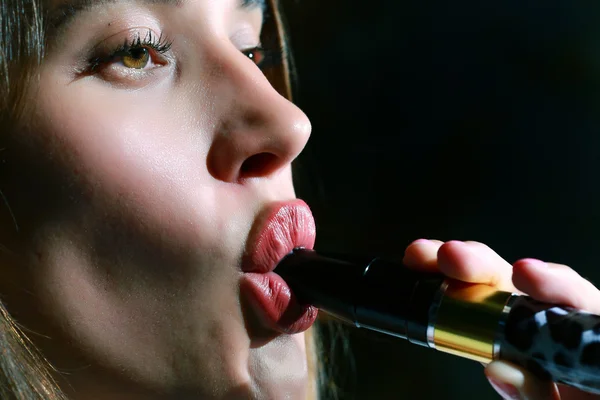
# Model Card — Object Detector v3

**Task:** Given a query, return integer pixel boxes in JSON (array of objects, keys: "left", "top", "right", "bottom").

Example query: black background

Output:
[{"left": 282, "top": 1, "right": 600, "bottom": 399}]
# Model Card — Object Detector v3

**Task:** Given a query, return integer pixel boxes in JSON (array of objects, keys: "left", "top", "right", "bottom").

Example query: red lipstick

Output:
[{"left": 241, "top": 199, "right": 318, "bottom": 334}]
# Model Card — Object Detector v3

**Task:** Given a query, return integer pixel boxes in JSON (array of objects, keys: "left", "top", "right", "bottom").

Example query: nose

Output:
[{"left": 206, "top": 45, "right": 312, "bottom": 183}]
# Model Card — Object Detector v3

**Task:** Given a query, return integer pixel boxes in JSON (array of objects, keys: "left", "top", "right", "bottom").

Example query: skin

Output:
[{"left": 0, "top": 0, "right": 311, "bottom": 398}]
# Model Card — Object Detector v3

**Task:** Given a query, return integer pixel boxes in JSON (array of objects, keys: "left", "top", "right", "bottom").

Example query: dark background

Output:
[{"left": 282, "top": 1, "right": 600, "bottom": 399}]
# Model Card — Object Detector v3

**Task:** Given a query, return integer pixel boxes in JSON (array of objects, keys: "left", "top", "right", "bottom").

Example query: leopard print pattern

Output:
[{"left": 498, "top": 296, "right": 600, "bottom": 394}]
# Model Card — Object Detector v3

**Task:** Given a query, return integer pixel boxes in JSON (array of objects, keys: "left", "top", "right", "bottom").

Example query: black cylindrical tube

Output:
[
  {"left": 353, "top": 258, "right": 444, "bottom": 345},
  {"left": 276, "top": 249, "right": 444, "bottom": 343}
]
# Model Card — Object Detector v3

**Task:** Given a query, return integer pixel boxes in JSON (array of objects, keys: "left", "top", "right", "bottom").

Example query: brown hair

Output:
[
  {"left": 0, "top": 0, "right": 319, "bottom": 398},
  {"left": 1, "top": 0, "right": 44, "bottom": 122},
  {"left": 0, "top": 1, "right": 69, "bottom": 398}
]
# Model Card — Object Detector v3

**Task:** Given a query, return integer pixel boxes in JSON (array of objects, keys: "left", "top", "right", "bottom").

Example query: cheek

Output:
[
  {"left": 17, "top": 75, "right": 258, "bottom": 306},
  {"left": 10, "top": 75, "right": 260, "bottom": 385},
  {"left": 40, "top": 79, "right": 206, "bottom": 187},
  {"left": 32, "top": 77, "right": 229, "bottom": 246}
]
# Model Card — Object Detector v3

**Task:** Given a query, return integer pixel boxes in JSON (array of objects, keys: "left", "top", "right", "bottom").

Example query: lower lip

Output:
[{"left": 241, "top": 271, "right": 318, "bottom": 334}]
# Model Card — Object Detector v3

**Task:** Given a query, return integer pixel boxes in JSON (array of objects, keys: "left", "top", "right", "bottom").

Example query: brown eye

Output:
[
  {"left": 121, "top": 47, "right": 150, "bottom": 69},
  {"left": 243, "top": 47, "right": 265, "bottom": 67}
]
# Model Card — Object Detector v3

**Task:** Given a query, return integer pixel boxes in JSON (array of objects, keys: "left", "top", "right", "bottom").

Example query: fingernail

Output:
[
  {"left": 487, "top": 377, "right": 521, "bottom": 400},
  {"left": 445, "top": 240, "right": 468, "bottom": 248},
  {"left": 410, "top": 238, "right": 441, "bottom": 248},
  {"left": 519, "top": 258, "right": 547, "bottom": 268}
]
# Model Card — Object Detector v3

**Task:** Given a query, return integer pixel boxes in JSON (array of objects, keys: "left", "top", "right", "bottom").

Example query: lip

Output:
[{"left": 241, "top": 199, "right": 319, "bottom": 334}]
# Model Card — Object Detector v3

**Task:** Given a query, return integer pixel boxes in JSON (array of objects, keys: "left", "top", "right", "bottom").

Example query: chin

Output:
[
  {"left": 245, "top": 333, "right": 309, "bottom": 400},
  {"left": 172, "top": 332, "right": 309, "bottom": 400}
]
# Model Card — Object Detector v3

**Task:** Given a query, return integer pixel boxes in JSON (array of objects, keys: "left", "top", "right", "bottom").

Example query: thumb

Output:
[{"left": 484, "top": 361, "right": 561, "bottom": 400}]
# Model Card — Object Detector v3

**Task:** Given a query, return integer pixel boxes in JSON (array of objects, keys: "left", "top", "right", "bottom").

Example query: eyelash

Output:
[
  {"left": 88, "top": 30, "right": 173, "bottom": 72},
  {"left": 86, "top": 30, "right": 285, "bottom": 74},
  {"left": 243, "top": 45, "right": 284, "bottom": 70}
]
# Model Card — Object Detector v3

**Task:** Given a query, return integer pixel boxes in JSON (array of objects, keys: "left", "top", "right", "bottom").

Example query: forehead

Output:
[
  {"left": 45, "top": 0, "right": 268, "bottom": 36},
  {"left": 46, "top": 0, "right": 266, "bottom": 9}
]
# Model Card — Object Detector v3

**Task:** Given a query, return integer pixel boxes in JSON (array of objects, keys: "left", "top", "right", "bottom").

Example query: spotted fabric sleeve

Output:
[{"left": 497, "top": 296, "right": 600, "bottom": 394}]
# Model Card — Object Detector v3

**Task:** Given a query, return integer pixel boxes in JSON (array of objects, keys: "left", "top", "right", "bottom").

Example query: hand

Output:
[{"left": 403, "top": 239, "right": 600, "bottom": 400}]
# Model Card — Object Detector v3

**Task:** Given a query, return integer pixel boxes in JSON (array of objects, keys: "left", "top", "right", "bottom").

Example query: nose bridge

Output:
[
  {"left": 206, "top": 41, "right": 311, "bottom": 183},
  {"left": 217, "top": 42, "right": 296, "bottom": 125}
]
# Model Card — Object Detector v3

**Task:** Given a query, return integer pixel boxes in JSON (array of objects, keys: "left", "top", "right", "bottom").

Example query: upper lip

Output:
[{"left": 242, "top": 199, "right": 316, "bottom": 274}]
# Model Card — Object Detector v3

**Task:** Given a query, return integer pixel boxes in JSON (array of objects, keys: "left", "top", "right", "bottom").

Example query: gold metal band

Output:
[{"left": 432, "top": 280, "right": 513, "bottom": 363}]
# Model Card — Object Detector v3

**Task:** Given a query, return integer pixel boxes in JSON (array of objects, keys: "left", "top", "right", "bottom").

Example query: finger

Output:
[
  {"left": 485, "top": 360, "right": 560, "bottom": 400},
  {"left": 403, "top": 239, "right": 444, "bottom": 272},
  {"left": 437, "top": 241, "right": 517, "bottom": 292},
  {"left": 512, "top": 259, "right": 600, "bottom": 314}
]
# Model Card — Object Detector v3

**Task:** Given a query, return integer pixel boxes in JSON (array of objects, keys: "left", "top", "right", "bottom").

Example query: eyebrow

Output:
[{"left": 48, "top": 0, "right": 266, "bottom": 32}]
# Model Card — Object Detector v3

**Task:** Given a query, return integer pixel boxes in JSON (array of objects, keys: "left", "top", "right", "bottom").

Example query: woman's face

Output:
[{"left": 0, "top": 0, "right": 315, "bottom": 398}]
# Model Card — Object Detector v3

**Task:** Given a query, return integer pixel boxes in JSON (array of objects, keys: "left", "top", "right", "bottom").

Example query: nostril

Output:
[{"left": 240, "top": 152, "right": 279, "bottom": 178}]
